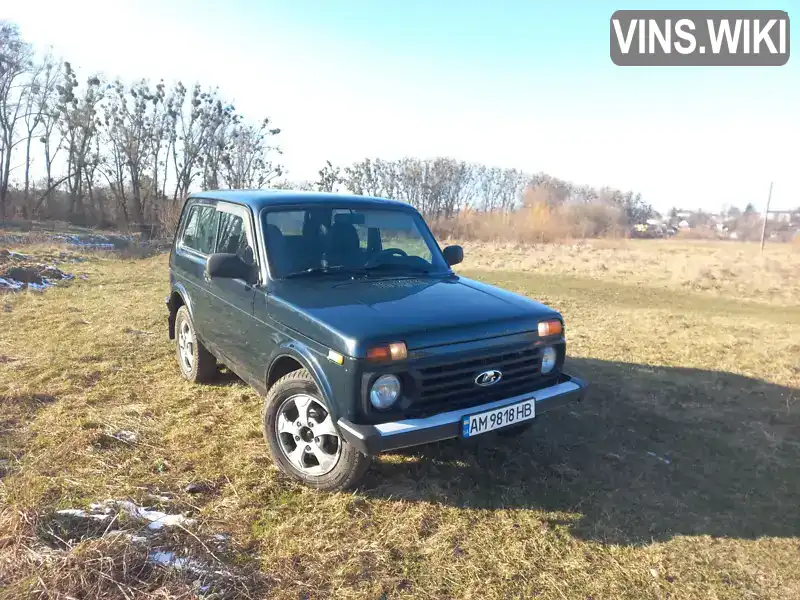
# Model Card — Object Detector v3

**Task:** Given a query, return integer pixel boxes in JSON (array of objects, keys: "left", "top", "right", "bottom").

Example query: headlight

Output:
[
  {"left": 370, "top": 374, "right": 401, "bottom": 409},
  {"left": 541, "top": 346, "right": 557, "bottom": 374}
]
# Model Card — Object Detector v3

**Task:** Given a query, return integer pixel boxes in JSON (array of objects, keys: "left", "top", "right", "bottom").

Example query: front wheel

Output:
[
  {"left": 174, "top": 306, "right": 217, "bottom": 383},
  {"left": 262, "top": 369, "right": 371, "bottom": 491}
]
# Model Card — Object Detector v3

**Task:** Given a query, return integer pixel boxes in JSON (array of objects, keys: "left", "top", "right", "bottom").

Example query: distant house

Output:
[{"left": 678, "top": 219, "right": 690, "bottom": 229}]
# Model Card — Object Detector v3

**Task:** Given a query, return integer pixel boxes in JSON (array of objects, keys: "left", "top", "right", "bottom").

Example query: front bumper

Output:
[{"left": 337, "top": 374, "right": 588, "bottom": 455}]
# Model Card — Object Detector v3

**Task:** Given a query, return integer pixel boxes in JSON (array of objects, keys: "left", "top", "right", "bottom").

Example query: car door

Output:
[
  {"left": 249, "top": 209, "right": 307, "bottom": 374},
  {"left": 172, "top": 200, "right": 219, "bottom": 349},
  {"left": 204, "top": 201, "right": 260, "bottom": 377}
]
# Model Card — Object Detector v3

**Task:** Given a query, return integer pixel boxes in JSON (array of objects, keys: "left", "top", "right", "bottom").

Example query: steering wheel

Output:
[{"left": 365, "top": 248, "right": 407, "bottom": 268}]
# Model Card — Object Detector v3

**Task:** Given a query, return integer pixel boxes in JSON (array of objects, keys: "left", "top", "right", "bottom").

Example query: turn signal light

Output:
[
  {"left": 327, "top": 350, "right": 344, "bottom": 365},
  {"left": 538, "top": 320, "right": 563, "bottom": 337},
  {"left": 366, "top": 342, "right": 408, "bottom": 361}
]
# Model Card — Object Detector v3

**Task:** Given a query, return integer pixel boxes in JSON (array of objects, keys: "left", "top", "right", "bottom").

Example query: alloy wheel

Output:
[
  {"left": 177, "top": 320, "right": 194, "bottom": 373},
  {"left": 275, "top": 394, "right": 342, "bottom": 476}
]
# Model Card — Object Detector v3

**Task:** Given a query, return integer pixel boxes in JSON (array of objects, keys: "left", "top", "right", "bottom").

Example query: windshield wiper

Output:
[{"left": 283, "top": 266, "right": 368, "bottom": 279}]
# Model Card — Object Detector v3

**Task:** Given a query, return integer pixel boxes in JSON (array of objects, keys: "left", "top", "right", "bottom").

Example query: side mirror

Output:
[
  {"left": 442, "top": 245, "right": 463, "bottom": 267},
  {"left": 206, "top": 253, "right": 253, "bottom": 281}
]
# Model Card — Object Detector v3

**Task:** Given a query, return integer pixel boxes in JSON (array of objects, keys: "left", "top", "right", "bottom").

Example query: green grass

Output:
[{"left": 1, "top": 248, "right": 798, "bottom": 599}]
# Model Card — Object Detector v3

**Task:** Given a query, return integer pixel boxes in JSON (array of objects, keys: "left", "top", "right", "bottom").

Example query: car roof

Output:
[{"left": 189, "top": 189, "right": 416, "bottom": 212}]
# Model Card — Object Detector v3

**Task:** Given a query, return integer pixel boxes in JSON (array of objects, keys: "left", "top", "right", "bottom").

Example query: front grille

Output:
[{"left": 409, "top": 345, "right": 546, "bottom": 416}]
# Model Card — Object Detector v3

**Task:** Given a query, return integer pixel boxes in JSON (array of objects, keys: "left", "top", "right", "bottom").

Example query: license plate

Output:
[{"left": 461, "top": 398, "right": 536, "bottom": 438}]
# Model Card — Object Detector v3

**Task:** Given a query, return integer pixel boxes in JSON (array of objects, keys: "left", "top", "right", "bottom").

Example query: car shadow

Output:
[
  {"left": 206, "top": 365, "right": 245, "bottom": 387},
  {"left": 359, "top": 357, "right": 800, "bottom": 545}
]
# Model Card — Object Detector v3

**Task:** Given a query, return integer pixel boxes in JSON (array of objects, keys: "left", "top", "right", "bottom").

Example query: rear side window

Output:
[
  {"left": 181, "top": 205, "right": 217, "bottom": 254},
  {"left": 264, "top": 211, "right": 305, "bottom": 235}
]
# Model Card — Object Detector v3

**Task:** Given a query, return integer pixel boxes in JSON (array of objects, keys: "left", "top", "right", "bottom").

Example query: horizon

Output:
[{"left": 4, "top": 0, "right": 798, "bottom": 213}]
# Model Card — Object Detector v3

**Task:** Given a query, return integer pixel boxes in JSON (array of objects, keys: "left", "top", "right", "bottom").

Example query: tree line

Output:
[
  {"left": 0, "top": 21, "right": 282, "bottom": 228},
  {"left": 1, "top": 19, "right": 652, "bottom": 238},
  {"left": 312, "top": 158, "right": 652, "bottom": 226}
]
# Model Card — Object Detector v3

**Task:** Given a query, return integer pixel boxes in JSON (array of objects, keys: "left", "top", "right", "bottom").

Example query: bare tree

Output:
[
  {"left": 201, "top": 97, "right": 238, "bottom": 190},
  {"left": 524, "top": 173, "right": 573, "bottom": 207},
  {"left": 19, "top": 54, "right": 59, "bottom": 216},
  {"left": 83, "top": 134, "right": 102, "bottom": 222},
  {"left": 172, "top": 84, "right": 225, "bottom": 199},
  {"left": 269, "top": 178, "right": 314, "bottom": 191},
  {"left": 220, "top": 119, "right": 282, "bottom": 189},
  {"left": 33, "top": 60, "right": 64, "bottom": 217},
  {"left": 0, "top": 22, "right": 33, "bottom": 218},
  {"left": 429, "top": 158, "right": 477, "bottom": 218},
  {"left": 2, "top": 20, "right": 287, "bottom": 227},
  {"left": 102, "top": 79, "right": 159, "bottom": 225},
  {"left": 57, "top": 62, "right": 103, "bottom": 221},
  {"left": 316, "top": 160, "right": 341, "bottom": 192},
  {"left": 160, "top": 85, "right": 180, "bottom": 200},
  {"left": 340, "top": 157, "right": 479, "bottom": 219},
  {"left": 343, "top": 158, "right": 384, "bottom": 197},
  {"left": 147, "top": 81, "right": 168, "bottom": 204}
]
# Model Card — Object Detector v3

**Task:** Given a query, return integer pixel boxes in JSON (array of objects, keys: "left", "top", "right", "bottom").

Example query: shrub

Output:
[
  {"left": 156, "top": 197, "right": 186, "bottom": 239},
  {"left": 431, "top": 202, "right": 624, "bottom": 243}
]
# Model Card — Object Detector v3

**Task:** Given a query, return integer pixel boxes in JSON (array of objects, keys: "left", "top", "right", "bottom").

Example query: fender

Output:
[
  {"left": 266, "top": 341, "right": 338, "bottom": 421},
  {"left": 166, "top": 282, "right": 194, "bottom": 340},
  {"left": 173, "top": 281, "right": 194, "bottom": 316}
]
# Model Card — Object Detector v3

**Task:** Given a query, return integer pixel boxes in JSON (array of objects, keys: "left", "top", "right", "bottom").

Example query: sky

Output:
[{"left": 5, "top": 0, "right": 799, "bottom": 213}]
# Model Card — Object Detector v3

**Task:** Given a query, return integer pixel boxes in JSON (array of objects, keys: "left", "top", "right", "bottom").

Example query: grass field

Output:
[
  {"left": 1, "top": 239, "right": 799, "bottom": 599},
  {"left": 455, "top": 238, "right": 800, "bottom": 304}
]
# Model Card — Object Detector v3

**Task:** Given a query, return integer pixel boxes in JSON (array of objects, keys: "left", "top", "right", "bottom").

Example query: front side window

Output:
[
  {"left": 261, "top": 206, "right": 447, "bottom": 278},
  {"left": 181, "top": 205, "right": 217, "bottom": 254},
  {"left": 216, "top": 209, "right": 255, "bottom": 266}
]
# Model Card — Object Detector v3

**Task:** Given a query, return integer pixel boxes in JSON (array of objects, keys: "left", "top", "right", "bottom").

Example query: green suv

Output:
[{"left": 167, "top": 190, "right": 587, "bottom": 490}]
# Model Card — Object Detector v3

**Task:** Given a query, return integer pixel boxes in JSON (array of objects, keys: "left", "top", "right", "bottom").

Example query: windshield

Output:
[{"left": 261, "top": 207, "right": 449, "bottom": 278}]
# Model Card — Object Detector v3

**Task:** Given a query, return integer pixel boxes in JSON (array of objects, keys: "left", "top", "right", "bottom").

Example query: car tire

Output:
[
  {"left": 262, "top": 369, "right": 371, "bottom": 491},
  {"left": 174, "top": 305, "right": 217, "bottom": 383}
]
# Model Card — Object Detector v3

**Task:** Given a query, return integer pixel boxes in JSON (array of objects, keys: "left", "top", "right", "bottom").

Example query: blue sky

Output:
[{"left": 6, "top": 0, "right": 799, "bottom": 212}]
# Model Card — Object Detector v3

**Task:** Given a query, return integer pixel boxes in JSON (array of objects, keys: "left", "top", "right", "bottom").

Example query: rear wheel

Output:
[
  {"left": 262, "top": 369, "right": 370, "bottom": 491},
  {"left": 174, "top": 306, "right": 217, "bottom": 383}
]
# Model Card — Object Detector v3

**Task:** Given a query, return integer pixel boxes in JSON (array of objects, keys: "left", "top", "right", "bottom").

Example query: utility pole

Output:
[{"left": 760, "top": 181, "right": 773, "bottom": 251}]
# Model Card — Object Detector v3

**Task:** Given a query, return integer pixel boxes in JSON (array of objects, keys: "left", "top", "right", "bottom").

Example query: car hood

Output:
[{"left": 267, "top": 275, "right": 560, "bottom": 357}]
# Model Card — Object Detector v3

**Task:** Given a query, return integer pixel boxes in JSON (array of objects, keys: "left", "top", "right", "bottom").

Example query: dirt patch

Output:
[
  {"left": 0, "top": 249, "right": 78, "bottom": 293},
  {"left": 4, "top": 266, "right": 43, "bottom": 284}
]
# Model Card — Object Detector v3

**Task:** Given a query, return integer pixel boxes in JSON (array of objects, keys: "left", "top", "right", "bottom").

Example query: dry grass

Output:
[
  {"left": 432, "top": 203, "right": 625, "bottom": 243},
  {"left": 1, "top": 239, "right": 799, "bottom": 599},
  {"left": 452, "top": 238, "right": 800, "bottom": 304}
]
